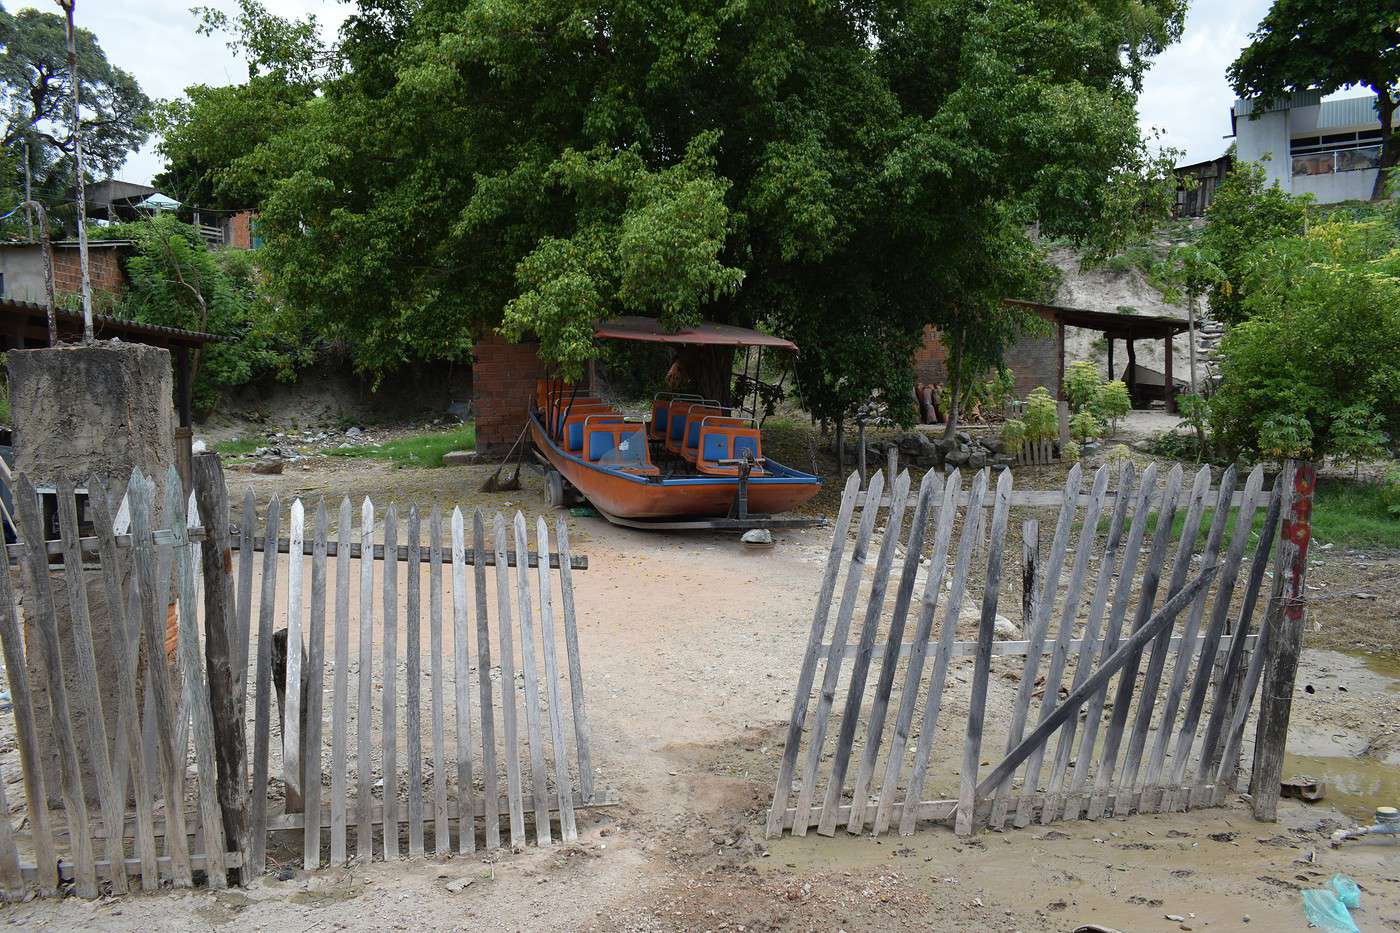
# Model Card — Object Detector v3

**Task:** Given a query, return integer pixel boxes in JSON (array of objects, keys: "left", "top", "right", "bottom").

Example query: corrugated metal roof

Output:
[
  {"left": 1317, "top": 95, "right": 1392, "bottom": 129},
  {"left": 1233, "top": 89, "right": 1323, "bottom": 117},
  {"left": 0, "top": 297, "right": 227, "bottom": 347}
]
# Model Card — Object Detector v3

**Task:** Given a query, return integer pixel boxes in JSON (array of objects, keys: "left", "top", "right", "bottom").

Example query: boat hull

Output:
[{"left": 529, "top": 414, "right": 821, "bottom": 520}]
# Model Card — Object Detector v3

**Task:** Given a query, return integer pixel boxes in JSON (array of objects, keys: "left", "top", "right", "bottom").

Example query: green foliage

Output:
[
  {"left": 1092, "top": 379, "right": 1131, "bottom": 433},
  {"left": 327, "top": 424, "right": 476, "bottom": 468},
  {"left": 1330, "top": 404, "right": 1390, "bottom": 475},
  {"left": 1381, "top": 468, "right": 1400, "bottom": 519},
  {"left": 1060, "top": 439, "right": 1081, "bottom": 462},
  {"left": 1023, "top": 387, "right": 1059, "bottom": 443},
  {"left": 1313, "top": 478, "right": 1400, "bottom": 550},
  {"left": 173, "top": 0, "right": 1188, "bottom": 418},
  {"left": 0, "top": 7, "right": 153, "bottom": 180},
  {"left": 108, "top": 214, "right": 305, "bottom": 414},
  {"left": 1199, "top": 161, "right": 1310, "bottom": 324},
  {"left": 1175, "top": 392, "right": 1212, "bottom": 460},
  {"left": 1229, "top": 0, "right": 1399, "bottom": 197},
  {"left": 1105, "top": 443, "right": 1136, "bottom": 466},
  {"left": 1069, "top": 409, "right": 1102, "bottom": 443},
  {"left": 1209, "top": 207, "right": 1400, "bottom": 460},
  {"left": 1063, "top": 360, "right": 1102, "bottom": 414},
  {"left": 985, "top": 368, "right": 1018, "bottom": 414},
  {"left": 1001, "top": 418, "right": 1026, "bottom": 456}
]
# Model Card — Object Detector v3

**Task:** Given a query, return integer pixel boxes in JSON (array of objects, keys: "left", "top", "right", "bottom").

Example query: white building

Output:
[{"left": 1232, "top": 91, "right": 1392, "bottom": 203}]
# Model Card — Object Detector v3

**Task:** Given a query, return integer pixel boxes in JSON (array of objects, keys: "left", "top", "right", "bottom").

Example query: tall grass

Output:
[{"left": 327, "top": 424, "right": 476, "bottom": 468}]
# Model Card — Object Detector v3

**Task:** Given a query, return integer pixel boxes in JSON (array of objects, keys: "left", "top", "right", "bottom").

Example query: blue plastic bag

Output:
[
  {"left": 1330, "top": 873, "right": 1361, "bottom": 910},
  {"left": 1302, "top": 889, "right": 1359, "bottom": 933}
]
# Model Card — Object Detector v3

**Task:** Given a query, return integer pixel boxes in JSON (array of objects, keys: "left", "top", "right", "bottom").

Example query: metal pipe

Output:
[
  {"left": 1330, "top": 807, "right": 1400, "bottom": 846},
  {"left": 58, "top": 0, "right": 94, "bottom": 342},
  {"left": 19, "top": 199, "right": 57, "bottom": 345}
]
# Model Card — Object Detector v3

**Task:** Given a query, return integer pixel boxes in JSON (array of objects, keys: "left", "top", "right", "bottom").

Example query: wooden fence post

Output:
[
  {"left": 192, "top": 453, "right": 250, "bottom": 877},
  {"left": 1250, "top": 460, "right": 1315, "bottom": 821}
]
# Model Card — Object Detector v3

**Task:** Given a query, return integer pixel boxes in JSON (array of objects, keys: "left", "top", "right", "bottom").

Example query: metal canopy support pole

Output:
[
  {"left": 175, "top": 346, "right": 195, "bottom": 494},
  {"left": 1164, "top": 333, "right": 1176, "bottom": 413}
]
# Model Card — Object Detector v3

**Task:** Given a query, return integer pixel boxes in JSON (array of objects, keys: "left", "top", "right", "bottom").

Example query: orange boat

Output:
[{"left": 530, "top": 317, "right": 823, "bottom": 530}]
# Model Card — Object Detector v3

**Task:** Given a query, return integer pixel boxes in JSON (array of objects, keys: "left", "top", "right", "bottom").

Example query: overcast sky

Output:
[{"left": 16, "top": 0, "right": 1354, "bottom": 186}]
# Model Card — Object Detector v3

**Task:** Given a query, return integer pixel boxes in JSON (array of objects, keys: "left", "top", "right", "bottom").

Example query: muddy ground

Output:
[{"left": 8, "top": 453, "right": 1400, "bottom": 932}]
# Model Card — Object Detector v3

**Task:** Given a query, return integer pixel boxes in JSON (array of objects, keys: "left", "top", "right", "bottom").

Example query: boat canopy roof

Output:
[{"left": 594, "top": 316, "right": 797, "bottom": 352}]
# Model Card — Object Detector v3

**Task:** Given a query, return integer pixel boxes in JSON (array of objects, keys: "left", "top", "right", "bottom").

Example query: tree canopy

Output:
[
  {"left": 1228, "top": 0, "right": 1400, "bottom": 200},
  {"left": 0, "top": 5, "right": 152, "bottom": 188},
  {"left": 164, "top": 0, "right": 1185, "bottom": 422}
]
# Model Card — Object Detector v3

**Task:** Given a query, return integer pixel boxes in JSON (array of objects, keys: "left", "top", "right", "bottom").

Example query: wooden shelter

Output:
[{"left": 1005, "top": 299, "right": 1191, "bottom": 412}]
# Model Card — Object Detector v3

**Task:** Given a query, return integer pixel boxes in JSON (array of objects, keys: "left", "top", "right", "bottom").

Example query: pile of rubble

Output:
[{"left": 851, "top": 430, "right": 1013, "bottom": 472}]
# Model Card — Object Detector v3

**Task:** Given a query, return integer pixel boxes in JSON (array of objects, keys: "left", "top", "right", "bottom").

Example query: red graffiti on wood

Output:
[{"left": 1280, "top": 464, "right": 1316, "bottom": 621}]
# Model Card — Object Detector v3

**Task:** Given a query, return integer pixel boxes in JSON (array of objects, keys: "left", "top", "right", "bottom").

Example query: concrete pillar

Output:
[{"left": 7, "top": 341, "right": 176, "bottom": 804}]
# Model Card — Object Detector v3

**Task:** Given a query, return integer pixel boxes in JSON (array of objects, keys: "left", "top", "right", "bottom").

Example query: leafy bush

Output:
[
  {"left": 1381, "top": 468, "right": 1400, "bottom": 518},
  {"left": 1092, "top": 380, "right": 1131, "bottom": 434},
  {"left": 1024, "top": 387, "right": 1059, "bottom": 443},
  {"left": 1064, "top": 360, "right": 1102, "bottom": 414},
  {"left": 1069, "top": 409, "right": 1102, "bottom": 443},
  {"left": 1061, "top": 440, "right": 1081, "bottom": 462},
  {"left": 1001, "top": 418, "right": 1026, "bottom": 456},
  {"left": 1329, "top": 404, "right": 1390, "bottom": 476},
  {"left": 1209, "top": 208, "right": 1400, "bottom": 461},
  {"left": 985, "top": 368, "right": 1018, "bottom": 415}
]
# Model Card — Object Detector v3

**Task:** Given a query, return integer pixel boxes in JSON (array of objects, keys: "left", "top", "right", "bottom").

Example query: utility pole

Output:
[
  {"left": 22, "top": 139, "right": 33, "bottom": 241},
  {"left": 58, "top": 0, "right": 93, "bottom": 342},
  {"left": 19, "top": 200, "right": 57, "bottom": 345}
]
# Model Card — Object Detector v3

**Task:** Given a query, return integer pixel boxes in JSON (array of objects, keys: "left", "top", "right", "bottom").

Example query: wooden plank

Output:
[
  {"left": 356, "top": 497, "right": 376, "bottom": 862},
  {"left": 1210, "top": 479, "right": 1285, "bottom": 799},
  {"left": 405, "top": 507, "right": 425, "bottom": 857},
  {"left": 14, "top": 475, "right": 98, "bottom": 896},
  {"left": 381, "top": 505, "right": 400, "bottom": 860},
  {"left": 954, "top": 468, "right": 1013, "bottom": 835},
  {"left": 264, "top": 788, "right": 620, "bottom": 833},
  {"left": 0, "top": 762, "right": 21, "bottom": 899},
  {"left": 430, "top": 507, "right": 451, "bottom": 857},
  {"left": 283, "top": 499, "right": 306, "bottom": 811},
  {"left": 1140, "top": 467, "right": 1238, "bottom": 813},
  {"left": 824, "top": 631, "right": 1254, "bottom": 662},
  {"left": 872, "top": 471, "right": 961, "bottom": 835},
  {"left": 236, "top": 489, "right": 256, "bottom": 713},
  {"left": 1250, "top": 462, "right": 1315, "bottom": 821},
  {"left": 451, "top": 508, "right": 476, "bottom": 853},
  {"left": 854, "top": 487, "right": 1248, "bottom": 510},
  {"left": 1119, "top": 465, "right": 1212, "bottom": 802},
  {"left": 765, "top": 472, "right": 861, "bottom": 838},
  {"left": 1064, "top": 462, "right": 1156, "bottom": 821},
  {"left": 554, "top": 517, "right": 593, "bottom": 804},
  {"left": 302, "top": 501, "right": 329, "bottom": 869},
  {"left": 230, "top": 535, "right": 586, "bottom": 570},
  {"left": 536, "top": 516, "right": 578, "bottom": 842},
  {"left": 476, "top": 511, "right": 502, "bottom": 849},
  {"left": 817, "top": 470, "right": 911, "bottom": 836},
  {"left": 900, "top": 469, "right": 988, "bottom": 836},
  {"left": 513, "top": 512, "right": 553, "bottom": 845},
  {"left": 1013, "top": 464, "right": 1111, "bottom": 827},
  {"left": 1087, "top": 464, "right": 1183, "bottom": 821},
  {"left": 248, "top": 496, "right": 281, "bottom": 874},
  {"left": 845, "top": 470, "right": 940, "bottom": 834},
  {"left": 989, "top": 463, "right": 1083, "bottom": 830},
  {"left": 976, "top": 567, "right": 1218, "bottom": 799},
  {"left": 330, "top": 498, "right": 353, "bottom": 866},
  {"left": 0, "top": 514, "right": 57, "bottom": 895},
  {"left": 164, "top": 468, "right": 229, "bottom": 889},
  {"left": 791, "top": 470, "right": 886, "bottom": 836},
  {"left": 493, "top": 514, "right": 526, "bottom": 847},
  {"left": 1199, "top": 474, "right": 1283, "bottom": 788},
  {"left": 1163, "top": 465, "right": 1265, "bottom": 811},
  {"left": 1041, "top": 462, "right": 1135, "bottom": 824},
  {"left": 86, "top": 475, "right": 158, "bottom": 889},
  {"left": 54, "top": 479, "right": 128, "bottom": 893},
  {"left": 191, "top": 455, "right": 250, "bottom": 878}
]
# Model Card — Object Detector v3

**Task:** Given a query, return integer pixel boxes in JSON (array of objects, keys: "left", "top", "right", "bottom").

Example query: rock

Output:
[
  {"left": 1165, "top": 915, "right": 1185, "bottom": 923},
  {"left": 345, "top": 426, "right": 363, "bottom": 437},
  {"left": 945, "top": 447, "right": 970, "bottom": 466},
  {"left": 442, "top": 450, "right": 479, "bottom": 466},
  {"left": 741, "top": 529, "right": 774, "bottom": 548},
  {"left": 251, "top": 461, "right": 284, "bottom": 475},
  {"left": 993, "top": 616, "right": 1020, "bottom": 639},
  {"left": 192, "top": 438, "right": 208, "bottom": 454},
  {"left": 968, "top": 451, "right": 987, "bottom": 469},
  {"left": 897, "top": 434, "right": 924, "bottom": 455},
  {"left": 955, "top": 431, "right": 972, "bottom": 445},
  {"left": 444, "top": 877, "right": 474, "bottom": 893}
]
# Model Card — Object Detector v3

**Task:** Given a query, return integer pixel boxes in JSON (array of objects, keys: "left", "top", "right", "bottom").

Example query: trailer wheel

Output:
[{"left": 545, "top": 469, "right": 566, "bottom": 507}]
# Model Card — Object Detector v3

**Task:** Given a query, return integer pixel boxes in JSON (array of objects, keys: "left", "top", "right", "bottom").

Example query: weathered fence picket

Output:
[
  {"left": 769, "top": 464, "right": 1302, "bottom": 839},
  {"left": 0, "top": 461, "right": 607, "bottom": 901}
]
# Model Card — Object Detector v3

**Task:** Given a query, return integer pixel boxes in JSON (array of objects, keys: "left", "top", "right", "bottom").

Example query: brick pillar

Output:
[{"left": 472, "top": 333, "right": 550, "bottom": 458}]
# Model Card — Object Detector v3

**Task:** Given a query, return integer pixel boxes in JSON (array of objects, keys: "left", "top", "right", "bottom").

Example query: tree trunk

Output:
[
  {"left": 676, "top": 345, "right": 735, "bottom": 408},
  {"left": 1371, "top": 88, "right": 1397, "bottom": 202}
]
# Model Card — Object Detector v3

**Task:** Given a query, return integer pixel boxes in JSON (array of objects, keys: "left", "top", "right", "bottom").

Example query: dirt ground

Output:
[{"left": 7, "top": 454, "right": 1400, "bottom": 932}]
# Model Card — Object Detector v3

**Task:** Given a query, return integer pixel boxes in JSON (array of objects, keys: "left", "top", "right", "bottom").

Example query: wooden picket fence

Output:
[
  {"left": 0, "top": 456, "right": 607, "bottom": 900},
  {"left": 768, "top": 460, "right": 1302, "bottom": 838}
]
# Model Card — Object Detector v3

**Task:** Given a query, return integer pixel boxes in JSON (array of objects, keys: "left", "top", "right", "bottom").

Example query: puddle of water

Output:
[
  {"left": 1282, "top": 753, "right": 1400, "bottom": 822},
  {"left": 1352, "top": 650, "right": 1400, "bottom": 688}
]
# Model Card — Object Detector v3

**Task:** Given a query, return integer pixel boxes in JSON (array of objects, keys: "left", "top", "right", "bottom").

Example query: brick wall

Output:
[
  {"left": 473, "top": 333, "right": 550, "bottom": 457},
  {"left": 913, "top": 324, "right": 1063, "bottom": 399},
  {"left": 227, "top": 211, "right": 256, "bottom": 250},
  {"left": 52, "top": 246, "right": 125, "bottom": 298}
]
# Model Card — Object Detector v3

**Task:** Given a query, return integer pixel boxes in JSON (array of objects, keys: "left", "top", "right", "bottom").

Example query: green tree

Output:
[
  {"left": 1199, "top": 161, "right": 1308, "bottom": 325},
  {"left": 1092, "top": 379, "right": 1131, "bottom": 434},
  {"left": 1064, "top": 360, "right": 1102, "bottom": 414},
  {"left": 1209, "top": 206, "right": 1400, "bottom": 460},
  {"left": 0, "top": 6, "right": 152, "bottom": 185},
  {"left": 104, "top": 214, "right": 304, "bottom": 414},
  {"left": 175, "top": 0, "right": 1186, "bottom": 415},
  {"left": 1228, "top": 0, "right": 1400, "bottom": 201}
]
